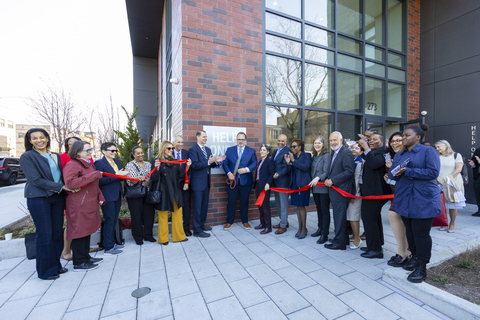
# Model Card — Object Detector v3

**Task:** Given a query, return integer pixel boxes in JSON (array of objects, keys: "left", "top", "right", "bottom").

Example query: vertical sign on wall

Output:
[
  {"left": 472, "top": 125, "right": 477, "bottom": 156},
  {"left": 203, "top": 126, "right": 246, "bottom": 174}
]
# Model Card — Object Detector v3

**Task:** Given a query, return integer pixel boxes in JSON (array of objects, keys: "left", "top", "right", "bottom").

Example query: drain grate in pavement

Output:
[{"left": 132, "top": 287, "right": 151, "bottom": 298}]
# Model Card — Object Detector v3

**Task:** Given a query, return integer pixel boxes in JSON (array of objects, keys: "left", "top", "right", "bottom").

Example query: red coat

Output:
[{"left": 63, "top": 158, "right": 105, "bottom": 240}]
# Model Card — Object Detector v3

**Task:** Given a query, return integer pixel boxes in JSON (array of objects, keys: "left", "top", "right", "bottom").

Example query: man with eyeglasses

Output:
[
  {"left": 222, "top": 132, "right": 257, "bottom": 230},
  {"left": 94, "top": 142, "right": 129, "bottom": 255},
  {"left": 272, "top": 134, "right": 291, "bottom": 234}
]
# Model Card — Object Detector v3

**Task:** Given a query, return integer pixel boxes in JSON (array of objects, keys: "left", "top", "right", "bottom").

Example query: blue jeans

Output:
[
  {"left": 27, "top": 193, "right": 65, "bottom": 279},
  {"left": 102, "top": 198, "right": 122, "bottom": 251}
]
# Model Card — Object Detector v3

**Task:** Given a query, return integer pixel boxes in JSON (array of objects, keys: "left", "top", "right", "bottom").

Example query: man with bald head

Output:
[
  {"left": 272, "top": 134, "right": 291, "bottom": 234},
  {"left": 324, "top": 131, "right": 355, "bottom": 250}
]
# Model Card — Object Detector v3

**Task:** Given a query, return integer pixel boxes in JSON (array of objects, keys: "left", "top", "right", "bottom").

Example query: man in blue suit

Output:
[
  {"left": 173, "top": 135, "right": 192, "bottom": 236},
  {"left": 222, "top": 132, "right": 258, "bottom": 230},
  {"left": 189, "top": 130, "right": 225, "bottom": 237},
  {"left": 272, "top": 134, "right": 291, "bottom": 234}
]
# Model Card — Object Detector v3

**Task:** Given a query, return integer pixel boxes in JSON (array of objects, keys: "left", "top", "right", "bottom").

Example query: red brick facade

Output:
[{"left": 407, "top": 0, "right": 421, "bottom": 120}]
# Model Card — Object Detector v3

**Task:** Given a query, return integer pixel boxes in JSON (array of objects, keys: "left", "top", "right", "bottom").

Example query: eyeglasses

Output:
[
  {"left": 291, "top": 145, "right": 298, "bottom": 149},
  {"left": 391, "top": 139, "right": 402, "bottom": 144},
  {"left": 166, "top": 147, "right": 174, "bottom": 150},
  {"left": 237, "top": 139, "right": 246, "bottom": 141},
  {"left": 106, "top": 149, "right": 118, "bottom": 153},
  {"left": 82, "top": 148, "right": 94, "bottom": 153}
]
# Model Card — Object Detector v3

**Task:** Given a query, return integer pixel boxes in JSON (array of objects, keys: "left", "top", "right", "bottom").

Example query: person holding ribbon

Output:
[
  {"left": 95, "top": 142, "right": 129, "bottom": 256},
  {"left": 285, "top": 139, "right": 312, "bottom": 239},
  {"left": 253, "top": 144, "right": 275, "bottom": 234},
  {"left": 151, "top": 140, "right": 192, "bottom": 245},
  {"left": 172, "top": 135, "right": 192, "bottom": 236},
  {"left": 125, "top": 146, "right": 156, "bottom": 245},
  {"left": 346, "top": 143, "right": 363, "bottom": 249}
]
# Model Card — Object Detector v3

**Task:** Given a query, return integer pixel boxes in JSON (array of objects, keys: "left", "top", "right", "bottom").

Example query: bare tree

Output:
[{"left": 96, "top": 95, "right": 120, "bottom": 144}]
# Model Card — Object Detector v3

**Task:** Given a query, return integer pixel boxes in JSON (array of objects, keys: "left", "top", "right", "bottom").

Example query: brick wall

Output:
[{"left": 407, "top": 0, "right": 420, "bottom": 120}]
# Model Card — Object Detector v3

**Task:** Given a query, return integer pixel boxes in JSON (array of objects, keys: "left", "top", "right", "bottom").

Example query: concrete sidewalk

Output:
[
  {"left": 1, "top": 204, "right": 480, "bottom": 320},
  {"left": 0, "top": 183, "right": 28, "bottom": 229}
]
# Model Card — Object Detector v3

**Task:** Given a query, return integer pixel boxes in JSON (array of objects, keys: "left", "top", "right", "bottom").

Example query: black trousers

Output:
[
  {"left": 127, "top": 196, "right": 155, "bottom": 243},
  {"left": 71, "top": 235, "right": 91, "bottom": 266},
  {"left": 255, "top": 187, "right": 271, "bottom": 229},
  {"left": 401, "top": 216, "right": 434, "bottom": 263},
  {"left": 361, "top": 199, "right": 388, "bottom": 252},
  {"left": 313, "top": 192, "right": 330, "bottom": 236},
  {"left": 473, "top": 178, "right": 480, "bottom": 211},
  {"left": 226, "top": 184, "right": 252, "bottom": 224},
  {"left": 331, "top": 200, "right": 349, "bottom": 249},
  {"left": 182, "top": 188, "right": 191, "bottom": 231}
]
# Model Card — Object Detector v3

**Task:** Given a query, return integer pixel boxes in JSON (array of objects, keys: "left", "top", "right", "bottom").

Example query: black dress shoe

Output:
[
  {"left": 58, "top": 267, "right": 68, "bottom": 274},
  {"left": 387, "top": 254, "right": 406, "bottom": 267},
  {"left": 135, "top": 240, "right": 144, "bottom": 245},
  {"left": 360, "top": 247, "right": 369, "bottom": 252},
  {"left": 44, "top": 274, "right": 59, "bottom": 280},
  {"left": 194, "top": 231, "right": 211, "bottom": 238},
  {"left": 361, "top": 250, "right": 384, "bottom": 259},
  {"left": 160, "top": 242, "right": 169, "bottom": 246},
  {"left": 316, "top": 235, "right": 328, "bottom": 244},
  {"left": 402, "top": 256, "right": 419, "bottom": 271},
  {"left": 184, "top": 230, "right": 193, "bottom": 237},
  {"left": 311, "top": 228, "right": 322, "bottom": 237},
  {"left": 145, "top": 236, "right": 157, "bottom": 242},
  {"left": 407, "top": 261, "right": 427, "bottom": 283},
  {"left": 472, "top": 212, "right": 480, "bottom": 217},
  {"left": 324, "top": 243, "right": 346, "bottom": 250},
  {"left": 201, "top": 226, "right": 212, "bottom": 231}
]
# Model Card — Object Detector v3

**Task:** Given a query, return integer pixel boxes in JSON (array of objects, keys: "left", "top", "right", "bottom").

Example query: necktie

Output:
[
  {"left": 176, "top": 151, "right": 180, "bottom": 160},
  {"left": 274, "top": 148, "right": 280, "bottom": 160},
  {"left": 202, "top": 147, "right": 208, "bottom": 160},
  {"left": 239, "top": 148, "right": 243, "bottom": 158}
]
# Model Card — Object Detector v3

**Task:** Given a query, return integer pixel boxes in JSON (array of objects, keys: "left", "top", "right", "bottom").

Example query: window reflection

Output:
[
  {"left": 365, "top": 0, "right": 383, "bottom": 44},
  {"left": 304, "top": 111, "right": 333, "bottom": 151},
  {"left": 305, "top": 64, "right": 334, "bottom": 109},
  {"left": 365, "top": 61, "right": 385, "bottom": 77},
  {"left": 365, "top": 78, "right": 384, "bottom": 116},
  {"left": 266, "top": 55, "right": 302, "bottom": 105},
  {"left": 305, "top": 0, "right": 334, "bottom": 29},
  {"left": 338, "top": 35, "right": 362, "bottom": 55},
  {"left": 266, "top": 12, "right": 301, "bottom": 39},
  {"left": 366, "top": 45, "right": 385, "bottom": 62},
  {"left": 266, "top": 34, "right": 302, "bottom": 58},
  {"left": 265, "top": 0, "right": 301, "bottom": 18},
  {"left": 266, "top": 106, "right": 301, "bottom": 146},
  {"left": 305, "top": 45, "right": 334, "bottom": 65},
  {"left": 388, "top": 82, "right": 404, "bottom": 118},
  {"left": 338, "top": 0, "right": 362, "bottom": 38},
  {"left": 337, "top": 114, "right": 362, "bottom": 142},
  {"left": 337, "top": 71, "right": 362, "bottom": 112},
  {"left": 388, "top": 52, "right": 405, "bottom": 67},
  {"left": 338, "top": 54, "right": 362, "bottom": 73},
  {"left": 305, "top": 25, "right": 335, "bottom": 47},
  {"left": 388, "top": 67, "right": 406, "bottom": 82},
  {"left": 388, "top": 0, "right": 405, "bottom": 52}
]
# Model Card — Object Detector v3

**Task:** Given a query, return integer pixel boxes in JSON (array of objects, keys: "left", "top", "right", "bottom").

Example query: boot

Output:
[
  {"left": 402, "top": 256, "right": 419, "bottom": 271},
  {"left": 311, "top": 228, "right": 322, "bottom": 237},
  {"left": 407, "top": 261, "right": 427, "bottom": 283}
]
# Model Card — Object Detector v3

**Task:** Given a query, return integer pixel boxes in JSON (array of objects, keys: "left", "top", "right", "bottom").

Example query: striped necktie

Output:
[{"left": 202, "top": 147, "right": 208, "bottom": 160}]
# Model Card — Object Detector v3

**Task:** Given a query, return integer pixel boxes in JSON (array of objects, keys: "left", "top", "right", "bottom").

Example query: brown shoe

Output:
[
  {"left": 224, "top": 223, "right": 232, "bottom": 230},
  {"left": 254, "top": 224, "right": 264, "bottom": 230},
  {"left": 275, "top": 227, "right": 287, "bottom": 234},
  {"left": 243, "top": 223, "right": 251, "bottom": 230},
  {"left": 273, "top": 222, "right": 289, "bottom": 229},
  {"left": 260, "top": 228, "right": 272, "bottom": 234}
]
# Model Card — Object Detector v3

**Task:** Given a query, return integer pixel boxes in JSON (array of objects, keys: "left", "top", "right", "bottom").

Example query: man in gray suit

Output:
[
  {"left": 272, "top": 134, "right": 291, "bottom": 234},
  {"left": 324, "top": 131, "right": 355, "bottom": 250}
]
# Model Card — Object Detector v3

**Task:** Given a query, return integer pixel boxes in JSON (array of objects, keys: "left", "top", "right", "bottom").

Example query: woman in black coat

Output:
[
  {"left": 253, "top": 144, "right": 275, "bottom": 234},
  {"left": 151, "top": 140, "right": 191, "bottom": 245}
]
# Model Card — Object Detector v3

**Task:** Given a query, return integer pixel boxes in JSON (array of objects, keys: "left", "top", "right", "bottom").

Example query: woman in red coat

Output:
[{"left": 63, "top": 141, "right": 105, "bottom": 272}]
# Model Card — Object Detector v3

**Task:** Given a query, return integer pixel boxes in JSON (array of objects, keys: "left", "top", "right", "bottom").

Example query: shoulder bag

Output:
[{"left": 146, "top": 172, "right": 162, "bottom": 205}]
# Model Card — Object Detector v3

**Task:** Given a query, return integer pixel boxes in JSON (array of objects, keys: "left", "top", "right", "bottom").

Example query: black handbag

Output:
[
  {"left": 146, "top": 178, "right": 161, "bottom": 205},
  {"left": 124, "top": 181, "right": 147, "bottom": 198}
]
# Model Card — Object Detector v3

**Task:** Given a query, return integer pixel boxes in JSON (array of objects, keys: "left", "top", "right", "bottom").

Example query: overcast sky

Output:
[{"left": 0, "top": 0, "right": 133, "bottom": 126}]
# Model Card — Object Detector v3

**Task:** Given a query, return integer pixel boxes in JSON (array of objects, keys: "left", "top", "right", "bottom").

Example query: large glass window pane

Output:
[
  {"left": 337, "top": 114, "right": 362, "bottom": 142},
  {"left": 305, "top": 64, "right": 334, "bottom": 109},
  {"left": 304, "top": 111, "right": 333, "bottom": 151},
  {"left": 388, "top": 52, "right": 405, "bottom": 68},
  {"left": 338, "top": 0, "right": 362, "bottom": 38},
  {"left": 388, "top": 67, "right": 406, "bottom": 82},
  {"left": 265, "top": 55, "right": 302, "bottom": 105},
  {"left": 365, "top": 78, "right": 384, "bottom": 116},
  {"left": 266, "top": 34, "right": 301, "bottom": 58},
  {"left": 305, "top": 45, "right": 334, "bottom": 65},
  {"left": 305, "top": 0, "right": 334, "bottom": 29},
  {"left": 266, "top": 12, "right": 301, "bottom": 39},
  {"left": 337, "top": 71, "right": 362, "bottom": 112},
  {"left": 305, "top": 25, "right": 334, "bottom": 47},
  {"left": 338, "top": 35, "right": 362, "bottom": 55},
  {"left": 365, "top": 44, "right": 385, "bottom": 62},
  {"left": 388, "top": 82, "right": 405, "bottom": 118},
  {"left": 266, "top": 106, "right": 301, "bottom": 146},
  {"left": 388, "top": 0, "right": 405, "bottom": 52},
  {"left": 266, "top": 0, "right": 301, "bottom": 18},
  {"left": 365, "top": 61, "right": 385, "bottom": 77},
  {"left": 338, "top": 54, "right": 362, "bottom": 72},
  {"left": 365, "top": 0, "right": 383, "bottom": 44}
]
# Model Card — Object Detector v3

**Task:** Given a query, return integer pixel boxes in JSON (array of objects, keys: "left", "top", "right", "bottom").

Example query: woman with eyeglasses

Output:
[
  {"left": 151, "top": 141, "right": 191, "bottom": 245},
  {"left": 94, "top": 142, "right": 129, "bottom": 256},
  {"left": 125, "top": 146, "right": 156, "bottom": 245},
  {"left": 285, "top": 139, "right": 312, "bottom": 239},
  {"left": 63, "top": 141, "right": 105, "bottom": 271}
]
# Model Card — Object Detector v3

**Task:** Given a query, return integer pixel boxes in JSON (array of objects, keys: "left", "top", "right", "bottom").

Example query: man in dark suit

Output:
[
  {"left": 222, "top": 132, "right": 258, "bottom": 230},
  {"left": 173, "top": 135, "right": 192, "bottom": 236},
  {"left": 324, "top": 131, "right": 355, "bottom": 250},
  {"left": 189, "top": 130, "right": 225, "bottom": 237},
  {"left": 358, "top": 134, "right": 390, "bottom": 258},
  {"left": 272, "top": 134, "right": 291, "bottom": 234},
  {"left": 468, "top": 147, "right": 480, "bottom": 216}
]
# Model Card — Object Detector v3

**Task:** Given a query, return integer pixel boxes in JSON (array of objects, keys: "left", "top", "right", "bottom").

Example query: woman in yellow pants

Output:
[{"left": 151, "top": 141, "right": 191, "bottom": 245}]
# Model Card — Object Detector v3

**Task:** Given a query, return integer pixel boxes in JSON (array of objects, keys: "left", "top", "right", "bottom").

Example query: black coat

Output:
[
  {"left": 151, "top": 158, "right": 185, "bottom": 211},
  {"left": 327, "top": 146, "right": 355, "bottom": 202},
  {"left": 254, "top": 157, "right": 274, "bottom": 190},
  {"left": 472, "top": 147, "right": 480, "bottom": 180},
  {"left": 359, "top": 146, "right": 391, "bottom": 196}
]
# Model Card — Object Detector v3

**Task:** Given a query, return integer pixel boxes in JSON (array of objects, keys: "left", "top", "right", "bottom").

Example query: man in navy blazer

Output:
[
  {"left": 189, "top": 130, "right": 225, "bottom": 237},
  {"left": 272, "top": 134, "right": 291, "bottom": 234},
  {"left": 222, "top": 132, "right": 258, "bottom": 230},
  {"left": 173, "top": 135, "right": 192, "bottom": 236},
  {"left": 324, "top": 132, "right": 355, "bottom": 250}
]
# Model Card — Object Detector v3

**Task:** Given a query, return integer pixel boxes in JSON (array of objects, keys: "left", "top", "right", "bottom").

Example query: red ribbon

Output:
[{"left": 255, "top": 182, "right": 393, "bottom": 207}]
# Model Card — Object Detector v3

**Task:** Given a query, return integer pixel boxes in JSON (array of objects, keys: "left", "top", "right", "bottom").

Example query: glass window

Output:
[
  {"left": 337, "top": 71, "right": 362, "bottom": 112},
  {"left": 265, "top": 55, "right": 302, "bottom": 105},
  {"left": 365, "top": 61, "right": 385, "bottom": 77},
  {"left": 365, "top": 44, "right": 385, "bottom": 62},
  {"left": 305, "top": 45, "right": 334, "bottom": 65},
  {"left": 388, "top": 82, "right": 405, "bottom": 118},
  {"left": 266, "top": 12, "right": 301, "bottom": 39},
  {"left": 337, "top": 114, "right": 362, "bottom": 142},
  {"left": 388, "top": 0, "right": 405, "bottom": 52},
  {"left": 305, "top": 64, "right": 334, "bottom": 109},
  {"left": 388, "top": 52, "right": 405, "bottom": 68},
  {"left": 304, "top": 110, "right": 333, "bottom": 151},
  {"left": 0, "top": 119, "right": 4, "bottom": 127},
  {"left": 338, "top": 35, "right": 362, "bottom": 55},
  {"left": 366, "top": 121, "right": 384, "bottom": 135},
  {"left": 266, "top": 0, "right": 301, "bottom": 18},
  {"left": 266, "top": 34, "right": 302, "bottom": 58},
  {"left": 338, "top": 54, "right": 362, "bottom": 73},
  {"left": 365, "top": 78, "right": 384, "bottom": 116},
  {"left": 388, "top": 67, "right": 406, "bottom": 82},
  {"left": 266, "top": 106, "right": 301, "bottom": 146},
  {"left": 365, "top": 0, "right": 383, "bottom": 44},
  {"left": 305, "top": 0, "right": 334, "bottom": 29},
  {"left": 305, "top": 25, "right": 334, "bottom": 47},
  {"left": 337, "top": 0, "right": 362, "bottom": 39}
]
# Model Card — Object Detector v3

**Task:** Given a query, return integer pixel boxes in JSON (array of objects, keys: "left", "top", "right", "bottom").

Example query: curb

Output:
[{"left": 382, "top": 237, "right": 480, "bottom": 320}]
